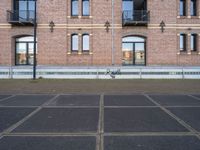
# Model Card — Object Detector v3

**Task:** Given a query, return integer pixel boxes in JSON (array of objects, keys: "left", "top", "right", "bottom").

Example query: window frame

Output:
[
  {"left": 191, "top": 33, "right": 197, "bottom": 51},
  {"left": 180, "top": 0, "right": 186, "bottom": 16},
  {"left": 82, "top": 0, "right": 90, "bottom": 16},
  {"left": 82, "top": 34, "right": 90, "bottom": 52},
  {"left": 71, "top": 34, "right": 79, "bottom": 52},
  {"left": 15, "top": 36, "right": 36, "bottom": 66},
  {"left": 180, "top": 34, "right": 187, "bottom": 52},
  {"left": 71, "top": 0, "right": 79, "bottom": 16},
  {"left": 190, "top": 0, "right": 197, "bottom": 16}
]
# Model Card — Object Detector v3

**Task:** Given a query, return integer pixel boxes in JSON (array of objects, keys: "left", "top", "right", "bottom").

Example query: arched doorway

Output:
[
  {"left": 122, "top": 36, "right": 146, "bottom": 66},
  {"left": 15, "top": 36, "right": 36, "bottom": 65}
]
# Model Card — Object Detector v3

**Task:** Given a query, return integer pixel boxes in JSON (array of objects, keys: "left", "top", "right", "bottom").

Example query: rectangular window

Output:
[
  {"left": 190, "top": 0, "right": 197, "bottom": 16},
  {"left": 82, "top": 34, "right": 89, "bottom": 51},
  {"left": 71, "top": 0, "right": 78, "bottom": 16},
  {"left": 82, "top": 0, "right": 90, "bottom": 16},
  {"left": 71, "top": 34, "right": 79, "bottom": 51},
  {"left": 191, "top": 34, "right": 197, "bottom": 51},
  {"left": 180, "top": 0, "right": 186, "bottom": 16},
  {"left": 180, "top": 34, "right": 187, "bottom": 51}
]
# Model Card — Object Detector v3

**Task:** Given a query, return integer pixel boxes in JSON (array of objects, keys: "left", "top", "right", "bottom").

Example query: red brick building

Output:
[{"left": 0, "top": 0, "right": 200, "bottom": 66}]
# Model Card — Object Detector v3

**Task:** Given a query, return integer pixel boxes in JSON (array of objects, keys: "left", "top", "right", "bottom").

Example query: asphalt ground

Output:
[{"left": 0, "top": 94, "right": 200, "bottom": 150}]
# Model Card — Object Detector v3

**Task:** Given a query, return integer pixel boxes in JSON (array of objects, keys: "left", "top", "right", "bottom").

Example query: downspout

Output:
[
  {"left": 33, "top": 0, "right": 37, "bottom": 79},
  {"left": 111, "top": 0, "right": 115, "bottom": 65}
]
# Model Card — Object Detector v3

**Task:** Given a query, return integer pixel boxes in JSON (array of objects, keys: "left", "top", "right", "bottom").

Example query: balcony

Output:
[
  {"left": 122, "top": 10, "right": 149, "bottom": 26},
  {"left": 7, "top": 10, "right": 35, "bottom": 26}
]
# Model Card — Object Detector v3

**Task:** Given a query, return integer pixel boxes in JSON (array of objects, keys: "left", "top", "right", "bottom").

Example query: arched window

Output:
[
  {"left": 82, "top": 0, "right": 90, "bottom": 16},
  {"left": 71, "top": 34, "right": 79, "bottom": 51},
  {"left": 122, "top": 36, "right": 146, "bottom": 66},
  {"left": 82, "top": 34, "right": 90, "bottom": 51},
  {"left": 15, "top": 36, "right": 37, "bottom": 65},
  {"left": 71, "top": 0, "right": 78, "bottom": 16}
]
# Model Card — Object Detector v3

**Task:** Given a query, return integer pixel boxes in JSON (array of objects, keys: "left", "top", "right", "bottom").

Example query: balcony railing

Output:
[
  {"left": 7, "top": 10, "right": 35, "bottom": 25},
  {"left": 122, "top": 10, "right": 150, "bottom": 26}
]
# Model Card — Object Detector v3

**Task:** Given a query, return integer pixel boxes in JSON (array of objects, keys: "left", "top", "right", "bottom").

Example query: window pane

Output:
[
  {"left": 122, "top": 36, "right": 145, "bottom": 42},
  {"left": 191, "top": 34, "right": 197, "bottom": 51},
  {"left": 72, "top": 35, "right": 78, "bottom": 51},
  {"left": 180, "top": 0, "right": 186, "bottom": 16},
  {"left": 83, "top": 35, "right": 89, "bottom": 51},
  {"left": 190, "top": 0, "right": 197, "bottom": 16},
  {"left": 16, "top": 43, "right": 27, "bottom": 65},
  {"left": 72, "top": 0, "right": 78, "bottom": 16},
  {"left": 83, "top": 0, "right": 90, "bottom": 16},
  {"left": 180, "top": 34, "right": 186, "bottom": 51}
]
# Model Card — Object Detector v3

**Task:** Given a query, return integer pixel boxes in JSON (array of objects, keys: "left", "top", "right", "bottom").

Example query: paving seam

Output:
[
  {"left": 44, "top": 106, "right": 99, "bottom": 108},
  {"left": 104, "top": 132, "right": 195, "bottom": 136},
  {"left": 96, "top": 94, "right": 104, "bottom": 150},
  {"left": 0, "top": 95, "right": 60, "bottom": 139},
  {"left": 0, "top": 95, "right": 16, "bottom": 102},
  {"left": 0, "top": 106, "right": 38, "bottom": 108},
  {"left": 144, "top": 94, "right": 200, "bottom": 140},
  {"left": 104, "top": 106, "right": 159, "bottom": 108},
  {"left": 3, "top": 132, "right": 97, "bottom": 137},
  {"left": 188, "top": 95, "right": 200, "bottom": 101}
]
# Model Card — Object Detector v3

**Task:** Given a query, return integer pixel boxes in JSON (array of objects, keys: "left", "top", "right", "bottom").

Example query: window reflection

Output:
[
  {"left": 82, "top": 0, "right": 90, "bottom": 16},
  {"left": 72, "top": 34, "right": 79, "bottom": 51},
  {"left": 82, "top": 34, "right": 89, "bottom": 51},
  {"left": 72, "top": 0, "right": 78, "bottom": 16}
]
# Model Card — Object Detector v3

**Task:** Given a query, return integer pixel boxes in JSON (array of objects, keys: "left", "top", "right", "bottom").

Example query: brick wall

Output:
[{"left": 0, "top": 0, "right": 200, "bottom": 66}]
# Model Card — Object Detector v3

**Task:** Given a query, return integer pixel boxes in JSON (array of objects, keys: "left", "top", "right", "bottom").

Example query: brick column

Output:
[
  {"left": 177, "top": 33, "right": 181, "bottom": 55},
  {"left": 89, "top": 34, "right": 93, "bottom": 55},
  {"left": 78, "top": 33, "right": 82, "bottom": 54},
  {"left": 187, "top": 0, "right": 191, "bottom": 18},
  {"left": 187, "top": 33, "right": 191, "bottom": 54},
  {"left": 198, "top": 34, "right": 200, "bottom": 54},
  {"left": 67, "top": 34, "right": 71, "bottom": 54}
]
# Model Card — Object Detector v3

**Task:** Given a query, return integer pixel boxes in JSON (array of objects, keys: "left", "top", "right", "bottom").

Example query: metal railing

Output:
[
  {"left": 7, "top": 10, "right": 35, "bottom": 23},
  {"left": 122, "top": 10, "right": 149, "bottom": 25}
]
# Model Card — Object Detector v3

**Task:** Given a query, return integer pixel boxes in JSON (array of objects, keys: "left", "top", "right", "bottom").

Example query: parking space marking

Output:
[
  {"left": 144, "top": 94, "right": 200, "bottom": 140},
  {"left": 96, "top": 94, "right": 104, "bottom": 150},
  {"left": 104, "top": 132, "right": 195, "bottom": 136},
  {"left": 0, "top": 95, "right": 59, "bottom": 139},
  {"left": 0, "top": 95, "right": 16, "bottom": 102},
  {"left": 188, "top": 95, "right": 200, "bottom": 101}
]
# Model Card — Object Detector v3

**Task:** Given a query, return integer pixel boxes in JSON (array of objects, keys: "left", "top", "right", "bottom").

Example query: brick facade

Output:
[{"left": 0, "top": 0, "right": 200, "bottom": 66}]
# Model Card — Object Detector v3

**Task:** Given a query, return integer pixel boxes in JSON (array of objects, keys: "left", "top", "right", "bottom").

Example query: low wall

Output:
[{"left": 0, "top": 66, "right": 200, "bottom": 79}]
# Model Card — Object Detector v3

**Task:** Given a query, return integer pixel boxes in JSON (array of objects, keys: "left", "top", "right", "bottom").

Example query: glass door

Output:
[
  {"left": 134, "top": 43, "right": 145, "bottom": 65},
  {"left": 28, "top": 43, "right": 34, "bottom": 65},
  {"left": 122, "top": 43, "right": 134, "bottom": 65},
  {"left": 16, "top": 43, "right": 27, "bottom": 65},
  {"left": 123, "top": 0, "right": 134, "bottom": 20}
]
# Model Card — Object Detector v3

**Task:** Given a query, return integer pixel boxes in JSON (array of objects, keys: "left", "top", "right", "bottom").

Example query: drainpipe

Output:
[
  {"left": 111, "top": 0, "right": 115, "bottom": 65},
  {"left": 33, "top": 0, "right": 37, "bottom": 80}
]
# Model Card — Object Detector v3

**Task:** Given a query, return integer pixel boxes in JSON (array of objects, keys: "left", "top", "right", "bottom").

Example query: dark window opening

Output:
[
  {"left": 190, "top": 0, "right": 197, "bottom": 16},
  {"left": 180, "top": 34, "right": 187, "bottom": 51},
  {"left": 191, "top": 34, "right": 197, "bottom": 51},
  {"left": 13, "top": 0, "right": 35, "bottom": 21},
  {"left": 180, "top": 0, "right": 186, "bottom": 16}
]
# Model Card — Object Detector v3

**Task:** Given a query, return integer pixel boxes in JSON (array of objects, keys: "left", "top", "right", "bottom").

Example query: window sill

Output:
[
  {"left": 177, "top": 16, "right": 187, "bottom": 19},
  {"left": 191, "top": 16, "right": 199, "bottom": 19},
  {"left": 67, "top": 51, "right": 92, "bottom": 55}
]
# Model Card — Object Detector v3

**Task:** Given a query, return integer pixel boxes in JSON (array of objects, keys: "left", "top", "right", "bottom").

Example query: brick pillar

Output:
[
  {"left": 89, "top": 34, "right": 93, "bottom": 55},
  {"left": 198, "top": 34, "right": 200, "bottom": 55},
  {"left": 67, "top": 34, "right": 71, "bottom": 54},
  {"left": 198, "top": 0, "right": 200, "bottom": 18},
  {"left": 78, "top": 33, "right": 82, "bottom": 54},
  {"left": 177, "top": 33, "right": 181, "bottom": 55},
  {"left": 187, "top": 0, "right": 191, "bottom": 18},
  {"left": 187, "top": 33, "right": 191, "bottom": 54}
]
